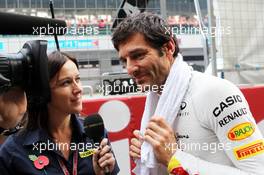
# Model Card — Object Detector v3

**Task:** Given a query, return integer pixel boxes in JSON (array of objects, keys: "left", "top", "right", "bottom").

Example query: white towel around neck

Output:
[{"left": 133, "top": 54, "right": 192, "bottom": 175}]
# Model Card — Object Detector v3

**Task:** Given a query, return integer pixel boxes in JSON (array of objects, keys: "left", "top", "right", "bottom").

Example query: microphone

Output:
[
  {"left": 84, "top": 114, "right": 110, "bottom": 175},
  {"left": 0, "top": 11, "right": 67, "bottom": 35}
]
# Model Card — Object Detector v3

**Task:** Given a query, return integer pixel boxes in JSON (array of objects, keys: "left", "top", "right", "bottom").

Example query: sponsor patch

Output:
[
  {"left": 228, "top": 122, "right": 255, "bottom": 141},
  {"left": 213, "top": 95, "right": 242, "bottom": 117},
  {"left": 168, "top": 157, "right": 190, "bottom": 175},
  {"left": 234, "top": 140, "right": 264, "bottom": 160},
  {"left": 170, "top": 167, "right": 190, "bottom": 175},
  {"left": 180, "top": 102, "right": 187, "bottom": 110},
  {"left": 218, "top": 108, "right": 247, "bottom": 127}
]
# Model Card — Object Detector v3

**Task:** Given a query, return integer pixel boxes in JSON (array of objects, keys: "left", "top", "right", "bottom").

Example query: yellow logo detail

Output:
[
  {"left": 79, "top": 149, "right": 96, "bottom": 158},
  {"left": 228, "top": 122, "right": 255, "bottom": 141},
  {"left": 167, "top": 156, "right": 181, "bottom": 173}
]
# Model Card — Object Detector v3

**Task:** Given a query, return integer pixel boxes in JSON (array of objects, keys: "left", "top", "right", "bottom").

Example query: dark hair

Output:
[
  {"left": 112, "top": 12, "right": 179, "bottom": 58},
  {"left": 25, "top": 51, "right": 79, "bottom": 130}
]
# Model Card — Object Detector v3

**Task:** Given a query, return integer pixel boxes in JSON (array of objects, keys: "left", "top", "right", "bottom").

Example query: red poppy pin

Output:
[{"left": 29, "top": 155, "right": 49, "bottom": 174}]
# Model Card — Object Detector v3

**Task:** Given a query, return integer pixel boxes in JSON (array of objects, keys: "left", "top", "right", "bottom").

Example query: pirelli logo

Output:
[{"left": 234, "top": 140, "right": 264, "bottom": 160}]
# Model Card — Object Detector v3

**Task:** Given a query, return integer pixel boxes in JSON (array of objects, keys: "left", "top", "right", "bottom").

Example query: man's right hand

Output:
[{"left": 130, "top": 130, "right": 144, "bottom": 160}]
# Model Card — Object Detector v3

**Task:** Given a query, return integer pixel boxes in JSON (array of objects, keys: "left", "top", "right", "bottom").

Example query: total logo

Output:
[{"left": 228, "top": 122, "right": 255, "bottom": 141}]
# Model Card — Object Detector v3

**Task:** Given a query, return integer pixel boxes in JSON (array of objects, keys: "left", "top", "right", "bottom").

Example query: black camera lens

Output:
[
  {"left": 0, "top": 50, "right": 29, "bottom": 93},
  {"left": 0, "top": 40, "right": 50, "bottom": 104}
]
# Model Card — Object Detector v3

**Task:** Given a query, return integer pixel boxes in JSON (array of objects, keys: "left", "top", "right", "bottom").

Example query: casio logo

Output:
[{"left": 213, "top": 95, "right": 242, "bottom": 117}]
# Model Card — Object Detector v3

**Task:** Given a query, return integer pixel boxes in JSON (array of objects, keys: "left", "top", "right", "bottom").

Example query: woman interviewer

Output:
[{"left": 0, "top": 51, "right": 119, "bottom": 175}]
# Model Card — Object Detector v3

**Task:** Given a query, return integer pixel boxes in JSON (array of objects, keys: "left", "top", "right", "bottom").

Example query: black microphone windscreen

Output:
[
  {"left": 84, "top": 114, "right": 105, "bottom": 144},
  {"left": 0, "top": 12, "right": 67, "bottom": 35}
]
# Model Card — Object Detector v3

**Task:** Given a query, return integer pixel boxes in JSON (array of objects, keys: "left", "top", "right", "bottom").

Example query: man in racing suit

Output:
[
  {"left": 164, "top": 71, "right": 264, "bottom": 174},
  {"left": 111, "top": 12, "right": 264, "bottom": 175}
]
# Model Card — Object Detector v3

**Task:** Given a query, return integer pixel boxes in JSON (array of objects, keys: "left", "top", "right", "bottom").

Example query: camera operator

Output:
[
  {"left": 0, "top": 12, "right": 68, "bottom": 139},
  {"left": 0, "top": 87, "right": 27, "bottom": 144},
  {"left": 0, "top": 40, "right": 50, "bottom": 141}
]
